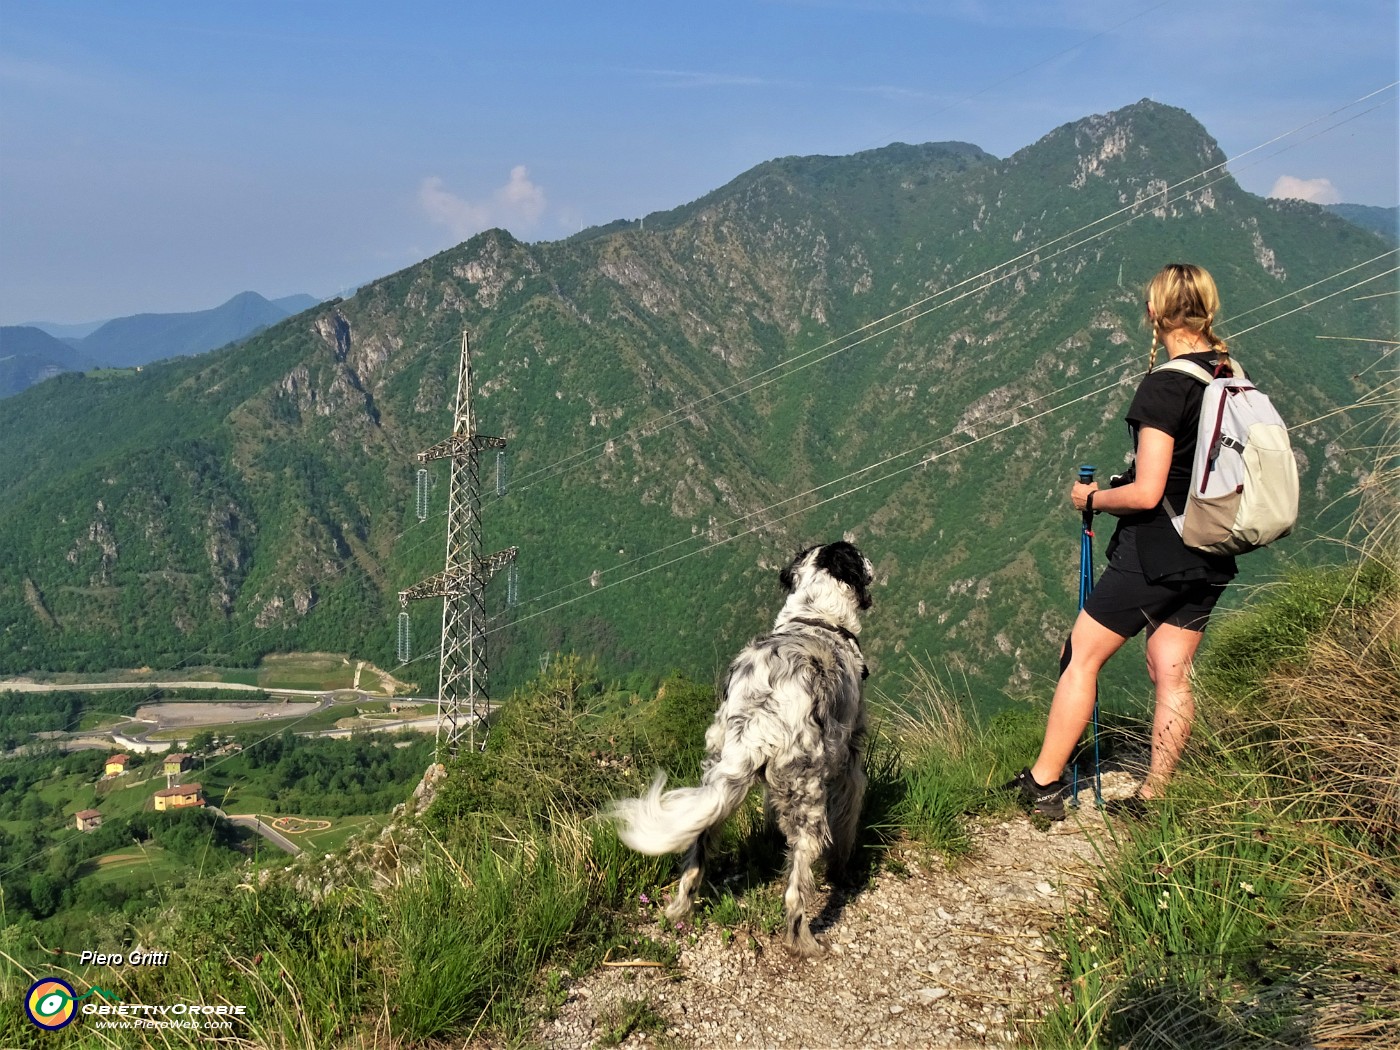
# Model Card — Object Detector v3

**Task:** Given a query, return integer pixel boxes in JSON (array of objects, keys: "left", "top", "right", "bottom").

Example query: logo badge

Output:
[{"left": 25, "top": 978, "right": 78, "bottom": 1030}]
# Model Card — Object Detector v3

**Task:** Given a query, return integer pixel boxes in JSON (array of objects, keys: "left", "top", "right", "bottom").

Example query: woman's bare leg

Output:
[
  {"left": 1031, "top": 610, "right": 1130, "bottom": 785},
  {"left": 1140, "top": 622, "right": 1203, "bottom": 797}
]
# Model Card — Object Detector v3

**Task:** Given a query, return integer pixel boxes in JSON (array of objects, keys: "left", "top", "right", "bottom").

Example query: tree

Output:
[
  {"left": 18, "top": 794, "right": 44, "bottom": 822},
  {"left": 28, "top": 873, "right": 60, "bottom": 917}
]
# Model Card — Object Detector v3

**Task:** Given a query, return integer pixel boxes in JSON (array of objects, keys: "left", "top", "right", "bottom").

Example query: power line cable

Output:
[
  {"left": 487, "top": 382, "right": 1121, "bottom": 636},
  {"left": 509, "top": 360, "right": 1133, "bottom": 613},
  {"left": 1229, "top": 266, "right": 1399, "bottom": 340}
]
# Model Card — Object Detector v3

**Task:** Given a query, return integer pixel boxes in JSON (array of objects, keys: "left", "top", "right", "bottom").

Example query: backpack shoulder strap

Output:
[
  {"left": 1155, "top": 356, "right": 1246, "bottom": 383},
  {"left": 1154, "top": 358, "right": 1214, "bottom": 384}
]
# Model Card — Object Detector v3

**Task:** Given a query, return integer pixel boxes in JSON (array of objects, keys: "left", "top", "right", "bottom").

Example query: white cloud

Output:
[
  {"left": 418, "top": 176, "right": 490, "bottom": 238},
  {"left": 418, "top": 166, "right": 548, "bottom": 240},
  {"left": 1268, "top": 175, "right": 1342, "bottom": 205},
  {"left": 497, "top": 165, "right": 547, "bottom": 224}
]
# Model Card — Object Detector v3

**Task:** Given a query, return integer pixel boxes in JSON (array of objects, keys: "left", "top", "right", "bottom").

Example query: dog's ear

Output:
[
  {"left": 815, "top": 542, "right": 874, "bottom": 610},
  {"left": 780, "top": 546, "right": 816, "bottom": 593}
]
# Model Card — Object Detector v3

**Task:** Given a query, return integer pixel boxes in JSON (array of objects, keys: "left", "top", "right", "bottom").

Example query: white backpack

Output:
[{"left": 1155, "top": 357, "right": 1299, "bottom": 556}]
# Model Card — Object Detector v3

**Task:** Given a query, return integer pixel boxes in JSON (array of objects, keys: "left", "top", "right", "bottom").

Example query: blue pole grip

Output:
[{"left": 1078, "top": 464, "right": 1097, "bottom": 484}]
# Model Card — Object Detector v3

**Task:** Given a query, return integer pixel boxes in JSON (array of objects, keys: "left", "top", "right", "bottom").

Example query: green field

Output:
[
  {"left": 252, "top": 652, "right": 358, "bottom": 689},
  {"left": 82, "top": 845, "right": 182, "bottom": 885},
  {"left": 245, "top": 653, "right": 414, "bottom": 692},
  {"left": 76, "top": 711, "right": 135, "bottom": 731},
  {"left": 202, "top": 784, "right": 277, "bottom": 813},
  {"left": 147, "top": 718, "right": 298, "bottom": 742}
]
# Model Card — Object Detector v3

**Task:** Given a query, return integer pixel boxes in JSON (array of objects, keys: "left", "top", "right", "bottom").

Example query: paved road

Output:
[{"left": 209, "top": 808, "right": 302, "bottom": 855}]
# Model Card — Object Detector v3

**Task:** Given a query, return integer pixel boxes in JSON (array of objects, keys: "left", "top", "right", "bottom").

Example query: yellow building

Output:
[
  {"left": 153, "top": 783, "right": 205, "bottom": 811},
  {"left": 162, "top": 753, "right": 191, "bottom": 776},
  {"left": 104, "top": 754, "right": 129, "bottom": 776}
]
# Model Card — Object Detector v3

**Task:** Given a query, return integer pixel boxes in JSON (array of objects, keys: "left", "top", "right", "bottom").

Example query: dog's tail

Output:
[{"left": 607, "top": 764, "right": 754, "bottom": 856}]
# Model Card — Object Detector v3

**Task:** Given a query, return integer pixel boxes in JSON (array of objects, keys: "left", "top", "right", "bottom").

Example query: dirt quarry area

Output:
[{"left": 134, "top": 700, "right": 320, "bottom": 728}]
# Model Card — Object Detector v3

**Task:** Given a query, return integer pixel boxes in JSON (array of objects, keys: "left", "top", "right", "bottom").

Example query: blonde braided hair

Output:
[{"left": 1145, "top": 263, "right": 1231, "bottom": 374}]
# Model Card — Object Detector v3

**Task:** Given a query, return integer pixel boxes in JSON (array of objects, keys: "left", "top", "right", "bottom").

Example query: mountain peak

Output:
[
  {"left": 1005, "top": 98, "right": 1227, "bottom": 202},
  {"left": 220, "top": 291, "right": 275, "bottom": 309}
]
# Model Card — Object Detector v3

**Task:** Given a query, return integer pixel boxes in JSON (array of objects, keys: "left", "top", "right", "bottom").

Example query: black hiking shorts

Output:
[{"left": 1083, "top": 563, "right": 1226, "bottom": 639}]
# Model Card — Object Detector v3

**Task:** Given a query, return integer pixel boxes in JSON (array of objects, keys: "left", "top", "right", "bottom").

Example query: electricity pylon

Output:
[{"left": 399, "top": 330, "right": 516, "bottom": 757}]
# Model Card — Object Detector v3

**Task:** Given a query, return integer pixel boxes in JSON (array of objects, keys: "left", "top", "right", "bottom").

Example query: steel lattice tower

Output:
[{"left": 400, "top": 330, "right": 516, "bottom": 756}]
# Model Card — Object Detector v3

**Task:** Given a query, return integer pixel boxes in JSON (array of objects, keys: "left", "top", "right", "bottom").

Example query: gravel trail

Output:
[{"left": 537, "top": 771, "right": 1137, "bottom": 1050}]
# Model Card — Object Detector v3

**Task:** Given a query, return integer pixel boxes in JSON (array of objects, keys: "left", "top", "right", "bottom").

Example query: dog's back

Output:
[{"left": 708, "top": 629, "right": 866, "bottom": 788}]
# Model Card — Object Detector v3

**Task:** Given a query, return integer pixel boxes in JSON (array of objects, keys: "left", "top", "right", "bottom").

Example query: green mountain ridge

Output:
[
  {"left": 1323, "top": 202, "right": 1399, "bottom": 245},
  {"left": 0, "top": 99, "right": 1392, "bottom": 702}
]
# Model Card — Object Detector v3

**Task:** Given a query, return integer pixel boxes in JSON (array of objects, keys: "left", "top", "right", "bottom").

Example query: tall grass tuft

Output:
[
  {"left": 881, "top": 660, "right": 1045, "bottom": 857},
  {"left": 385, "top": 830, "right": 589, "bottom": 1041}
]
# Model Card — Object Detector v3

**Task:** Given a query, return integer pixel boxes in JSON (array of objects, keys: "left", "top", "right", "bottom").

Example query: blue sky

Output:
[{"left": 1, "top": 0, "right": 1396, "bottom": 325}]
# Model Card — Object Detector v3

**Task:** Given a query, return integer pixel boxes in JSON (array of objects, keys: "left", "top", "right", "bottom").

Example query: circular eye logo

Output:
[{"left": 25, "top": 978, "right": 78, "bottom": 1030}]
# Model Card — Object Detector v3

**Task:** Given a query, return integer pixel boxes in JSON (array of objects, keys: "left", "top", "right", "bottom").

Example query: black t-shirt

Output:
[{"left": 1106, "top": 351, "right": 1238, "bottom": 585}]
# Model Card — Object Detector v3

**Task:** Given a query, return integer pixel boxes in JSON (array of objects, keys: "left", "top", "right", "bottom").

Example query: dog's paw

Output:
[{"left": 784, "top": 927, "right": 825, "bottom": 959}]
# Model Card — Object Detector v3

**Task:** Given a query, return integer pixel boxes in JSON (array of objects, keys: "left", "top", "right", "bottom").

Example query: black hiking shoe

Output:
[{"left": 1002, "top": 767, "right": 1070, "bottom": 821}]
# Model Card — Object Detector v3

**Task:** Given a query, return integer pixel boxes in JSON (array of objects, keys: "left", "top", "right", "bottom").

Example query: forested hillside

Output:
[{"left": 0, "top": 99, "right": 1392, "bottom": 701}]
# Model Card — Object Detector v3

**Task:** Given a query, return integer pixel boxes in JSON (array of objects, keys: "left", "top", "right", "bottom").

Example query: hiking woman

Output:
[{"left": 1009, "top": 263, "right": 1240, "bottom": 819}]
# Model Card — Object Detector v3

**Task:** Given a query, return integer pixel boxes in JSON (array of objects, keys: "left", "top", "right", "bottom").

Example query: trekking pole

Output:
[{"left": 1077, "top": 464, "right": 1103, "bottom": 809}]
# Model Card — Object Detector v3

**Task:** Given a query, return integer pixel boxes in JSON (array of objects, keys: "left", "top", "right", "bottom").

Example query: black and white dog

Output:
[{"left": 608, "top": 541, "right": 874, "bottom": 957}]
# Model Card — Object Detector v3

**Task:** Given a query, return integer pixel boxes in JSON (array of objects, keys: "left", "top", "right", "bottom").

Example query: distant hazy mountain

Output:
[
  {"left": 272, "top": 294, "right": 322, "bottom": 316},
  {"left": 26, "top": 293, "right": 321, "bottom": 346},
  {"left": 20, "top": 319, "right": 107, "bottom": 340},
  {"left": 1324, "top": 203, "right": 1399, "bottom": 245},
  {"left": 5, "top": 291, "right": 323, "bottom": 398},
  {"left": 73, "top": 291, "right": 320, "bottom": 369},
  {"left": 0, "top": 326, "right": 94, "bottom": 398}
]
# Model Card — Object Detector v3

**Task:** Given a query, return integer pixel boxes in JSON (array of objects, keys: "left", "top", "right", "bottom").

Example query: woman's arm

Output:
[{"left": 1071, "top": 426, "right": 1174, "bottom": 515}]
